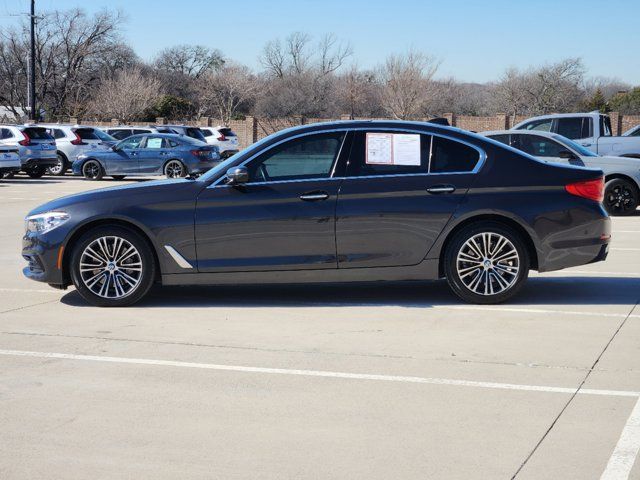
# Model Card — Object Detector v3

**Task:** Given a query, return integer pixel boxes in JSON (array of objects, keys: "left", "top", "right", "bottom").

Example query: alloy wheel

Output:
[
  {"left": 79, "top": 236, "right": 143, "bottom": 299},
  {"left": 605, "top": 184, "right": 635, "bottom": 214},
  {"left": 47, "top": 156, "right": 65, "bottom": 175},
  {"left": 83, "top": 161, "right": 101, "bottom": 179},
  {"left": 165, "top": 160, "right": 184, "bottom": 178},
  {"left": 456, "top": 232, "right": 520, "bottom": 296}
]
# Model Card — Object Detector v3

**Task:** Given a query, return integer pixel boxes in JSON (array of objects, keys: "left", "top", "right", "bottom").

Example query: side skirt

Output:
[{"left": 162, "top": 259, "right": 440, "bottom": 286}]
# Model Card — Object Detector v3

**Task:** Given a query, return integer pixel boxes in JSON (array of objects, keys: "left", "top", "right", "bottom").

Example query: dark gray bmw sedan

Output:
[{"left": 23, "top": 120, "right": 611, "bottom": 307}]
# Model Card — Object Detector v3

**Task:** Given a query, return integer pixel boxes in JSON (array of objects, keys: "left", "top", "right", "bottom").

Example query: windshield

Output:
[{"left": 552, "top": 135, "right": 598, "bottom": 157}]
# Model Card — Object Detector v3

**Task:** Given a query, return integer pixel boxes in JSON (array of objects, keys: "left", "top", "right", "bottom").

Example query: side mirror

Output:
[
  {"left": 558, "top": 150, "right": 576, "bottom": 159},
  {"left": 226, "top": 166, "right": 248, "bottom": 185}
]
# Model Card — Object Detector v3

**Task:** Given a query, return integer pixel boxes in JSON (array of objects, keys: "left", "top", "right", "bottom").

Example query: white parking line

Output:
[
  {"left": 0, "top": 348, "right": 638, "bottom": 397},
  {"left": 436, "top": 306, "right": 640, "bottom": 319},
  {"left": 0, "top": 287, "right": 63, "bottom": 294},
  {"left": 601, "top": 397, "right": 640, "bottom": 480},
  {"left": 539, "top": 271, "right": 640, "bottom": 278}
]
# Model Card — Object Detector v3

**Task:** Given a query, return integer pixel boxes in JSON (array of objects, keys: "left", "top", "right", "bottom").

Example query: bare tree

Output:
[
  {"left": 526, "top": 58, "right": 585, "bottom": 113},
  {"left": 196, "top": 63, "right": 259, "bottom": 123},
  {"left": 491, "top": 67, "right": 531, "bottom": 119},
  {"left": 89, "top": 67, "right": 161, "bottom": 122},
  {"left": 336, "top": 65, "right": 379, "bottom": 118},
  {"left": 154, "top": 44, "right": 223, "bottom": 78},
  {"left": 377, "top": 51, "right": 439, "bottom": 120}
]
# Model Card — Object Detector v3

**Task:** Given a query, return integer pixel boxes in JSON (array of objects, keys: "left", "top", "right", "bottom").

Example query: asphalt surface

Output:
[{"left": 0, "top": 175, "right": 639, "bottom": 480}]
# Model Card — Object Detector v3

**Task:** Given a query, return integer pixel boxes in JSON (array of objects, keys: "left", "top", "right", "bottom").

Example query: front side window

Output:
[
  {"left": 247, "top": 132, "right": 345, "bottom": 183},
  {"left": 117, "top": 136, "right": 143, "bottom": 150},
  {"left": 556, "top": 117, "right": 591, "bottom": 139},
  {"left": 520, "top": 119, "right": 553, "bottom": 132},
  {"left": 512, "top": 135, "right": 564, "bottom": 157}
]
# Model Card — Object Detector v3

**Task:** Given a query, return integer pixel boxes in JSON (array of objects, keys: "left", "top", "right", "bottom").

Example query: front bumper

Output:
[{"left": 22, "top": 230, "right": 66, "bottom": 286}]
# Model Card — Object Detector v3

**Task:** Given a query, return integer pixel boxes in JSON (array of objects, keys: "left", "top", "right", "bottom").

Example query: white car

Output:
[
  {"left": 200, "top": 126, "right": 239, "bottom": 158},
  {"left": 0, "top": 145, "right": 21, "bottom": 178},
  {"left": 511, "top": 112, "right": 640, "bottom": 158},
  {"left": 40, "top": 124, "right": 116, "bottom": 175},
  {"left": 482, "top": 129, "right": 640, "bottom": 215},
  {"left": 0, "top": 124, "right": 57, "bottom": 178}
]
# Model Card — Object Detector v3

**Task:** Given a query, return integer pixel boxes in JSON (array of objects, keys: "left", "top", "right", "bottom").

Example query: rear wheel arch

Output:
[
  {"left": 61, "top": 218, "right": 161, "bottom": 287},
  {"left": 437, "top": 214, "right": 538, "bottom": 277},
  {"left": 604, "top": 173, "right": 640, "bottom": 194}
]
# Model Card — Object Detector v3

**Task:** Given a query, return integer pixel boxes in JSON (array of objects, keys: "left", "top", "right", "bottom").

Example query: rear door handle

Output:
[
  {"left": 427, "top": 185, "right": 456, "bottom": 194},
  {"left": 300, "top": 191, "right": 329, "bottom": 201}
]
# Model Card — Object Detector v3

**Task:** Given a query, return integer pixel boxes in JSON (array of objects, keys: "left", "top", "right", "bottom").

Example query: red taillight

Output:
[
  {"left": 191, "top": 149, "right": 209, "bottom": 158},
  {"left": 565, "top": 177, "right": 604, "bottom": 203},
  {"left": 217, "top": 134, "right": 226, "bottom": 141},
  {"left": 18, "top": 131, "right": 30, "bottom": 146},
  {"left": 70, "top": 132, "right": 86, "bottom": 145}
]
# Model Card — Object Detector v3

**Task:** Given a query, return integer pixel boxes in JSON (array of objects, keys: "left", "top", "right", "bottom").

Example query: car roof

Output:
[
  {"left": 511, "top": 111, "right": 603, "bottom": 128},
  {"left": 481, "top": 129, "right": 557, "bottom": 139},
  {"left": 37, "top": 124, "right": 97, "bottom": 129}
]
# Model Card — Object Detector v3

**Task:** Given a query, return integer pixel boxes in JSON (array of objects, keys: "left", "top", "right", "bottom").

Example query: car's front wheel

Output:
[
  {"left": 444, "top": 222, "right": 529, "bottom": 304},
  {"left": 164, "top": 160, "right": 187, "bottom": 179},
  {"left": 604, "top": 178, "right": 639, "bottom": 216},
  {"left": 70, "top": 226, "right": 156, "bottom": 307},
  {"left": 82, "top": 160, "right": 104, "bottom": 180}
]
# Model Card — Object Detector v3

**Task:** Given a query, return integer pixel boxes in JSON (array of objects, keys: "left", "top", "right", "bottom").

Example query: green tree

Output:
[
  {"left": 609, "top": 87, "right": 640, "bottom": 114},
  {"left": 582, "top": 88, "right": 609, "bottom": 113}
]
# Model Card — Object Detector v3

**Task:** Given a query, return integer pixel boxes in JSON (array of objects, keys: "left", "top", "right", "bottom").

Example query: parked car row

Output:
[{"left": 0, "top": 123, "right": 234, "bottom": 180}]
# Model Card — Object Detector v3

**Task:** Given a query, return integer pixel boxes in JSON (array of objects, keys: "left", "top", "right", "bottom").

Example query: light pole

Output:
[{"left": 28, "top": 0, "right": 36, "bottom": 121}]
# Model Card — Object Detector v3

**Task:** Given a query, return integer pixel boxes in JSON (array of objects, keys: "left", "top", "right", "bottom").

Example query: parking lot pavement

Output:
[{"left": 0, "top": 176, "right": 639, "bottom": 479}]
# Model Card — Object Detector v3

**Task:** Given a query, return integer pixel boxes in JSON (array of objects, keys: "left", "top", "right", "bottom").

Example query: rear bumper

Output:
[{"left": 22, "top": 157, "right": 58, "bottom": 169}]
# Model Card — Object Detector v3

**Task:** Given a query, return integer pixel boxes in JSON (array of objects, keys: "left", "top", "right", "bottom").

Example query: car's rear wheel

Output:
[
  {"left": 164, "top": 160, "right": 186, "bottom": 179},
  {"left": 26, "top": 167, "right": 46, "bottom": 179},
  {"left": 444, "top": 222, "right": 529, "bottom": 304},
  {"left": 604, "top": 178, "right": 638, "bottom": 216},
  {"left": 70, "top": 226, "right": 156, "bottom": 307},
  {"left": 82, "top": 160, "right": 103, "bottom": 180},
  {"left": 47, "top": 153, "right": 68, "bottom": 176}
]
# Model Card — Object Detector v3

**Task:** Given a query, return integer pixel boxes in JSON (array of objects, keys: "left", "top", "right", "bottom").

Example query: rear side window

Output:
[
  {"left": 48, "top": 128, "right": 65, "bottom": 139},
  {"left": 168, "top": 139, "right": 180, "bottom": 148},
  {"left": 110, "top": 130, "right": 131, "bottom": 140},
  {"left": 487, "top": 134, "right": 510, "bottom": 145},
  {"left": 186, "top": 128, "right": 206, "bottom": 140},
  {"left": 556, "top": 117, "right": 591, "bottom": 139},
  {"left": 347, "top": 131, "right": 431, "bottom": 176},
  {"left": 23, "top": 127, "right": 53, "bottom": 140},
  {"left": 201, "top": 129, "right": 213, "bottom": 137},
  {"left": 511, "top": 135, "right": 564, "bottom": 157},
  {"left": 1, "top": 128, "right": 14, "bottom": 139},
  {"left": 219, "top": 128, "right": 236, "bottom": 137},
  {"left": 430, "top": 136, "right": 480, "bottom": 173},
  {"left": 247, "top": 132, "right": 344, "bottom": 182},
  {"left": 144, "top": 137, "right": 164, "bottom": 149},
  {"left": 75, "top": 128, "right": 100, "bottom": 140}
]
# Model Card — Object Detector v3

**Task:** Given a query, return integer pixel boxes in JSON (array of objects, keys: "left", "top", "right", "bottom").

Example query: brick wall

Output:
[{"left": 62, "top": 112, "right": 640, "bottom": 149}]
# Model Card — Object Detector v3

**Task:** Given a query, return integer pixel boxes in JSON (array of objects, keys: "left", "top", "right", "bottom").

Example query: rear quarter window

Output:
[{"left": 430, "top": 136, "right": 480, "bottom": 173}]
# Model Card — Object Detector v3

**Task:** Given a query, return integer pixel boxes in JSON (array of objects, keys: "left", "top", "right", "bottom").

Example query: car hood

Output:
[{"left": 27, "top": 178, "right": 201, "bottom": 217}]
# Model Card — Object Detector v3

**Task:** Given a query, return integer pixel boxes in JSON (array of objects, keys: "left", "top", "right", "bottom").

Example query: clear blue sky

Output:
[{"left": 1, "top": 0, "right": 638, "bottom": 84}]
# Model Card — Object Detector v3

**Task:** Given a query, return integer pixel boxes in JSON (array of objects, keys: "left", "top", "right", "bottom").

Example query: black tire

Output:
[
  {"left": 111, "top": 175, "right": 126, "bottom": 180},
  {"left": 47, "top": 153, "right": 68, "bottom": 176},
  {"left": 604, "top": 178, "right": 639, "bottom": 216},
  {"left": 164, "top": 159, "right": 187, "bottom": 179},
  {"left": 82, "top": 160, "right": 104, "bottom": 180},
  {"left": 4, "top": 172, "right": 14, "bottom": 179},
  {"left": 26, "top": 167, "right": 46, "bottom": 179},
  {"left": 443, "top": 222, "right": 530, "bottom": 304},
  {"left": 69, "top": 226, "right": 156, "bottom": 307}
]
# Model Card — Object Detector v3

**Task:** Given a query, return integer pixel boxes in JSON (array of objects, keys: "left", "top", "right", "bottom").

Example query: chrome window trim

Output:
[{"left": 207, "top": 126, "right": 486, "bottom": 188}]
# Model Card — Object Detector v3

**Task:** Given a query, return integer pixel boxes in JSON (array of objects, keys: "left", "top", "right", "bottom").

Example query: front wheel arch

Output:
[
  {"left": 61, "top": 218, "right": 161, "bottom": 287},
  {"left": 437, "top": 214, "right": 538, "bottom": 277}
]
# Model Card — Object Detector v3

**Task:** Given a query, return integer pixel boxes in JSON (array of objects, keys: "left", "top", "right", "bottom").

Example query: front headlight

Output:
[{"left": 25, "top": 211, "right": 70, "bottom": 234}]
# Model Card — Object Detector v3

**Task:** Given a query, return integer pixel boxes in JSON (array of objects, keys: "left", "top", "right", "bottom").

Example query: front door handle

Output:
[
  {"left": 300, "top": 191, "right": 329, "bottom": 201},
  {"left": 427, "top": 185, "right": 456, "bottom": 194}
]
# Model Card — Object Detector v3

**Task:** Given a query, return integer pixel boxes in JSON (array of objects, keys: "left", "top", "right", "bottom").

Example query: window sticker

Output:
[
  {"left": 146, "top": 138, "right": 163, "bottom": 149},
  {"left": 366, "top": 133, "right": 420, "bottom": 166}
]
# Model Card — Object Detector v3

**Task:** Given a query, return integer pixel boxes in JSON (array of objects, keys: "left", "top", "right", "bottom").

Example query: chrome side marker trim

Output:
[{"left": 164, "top": 245, "right": 193, "bottom": 269}]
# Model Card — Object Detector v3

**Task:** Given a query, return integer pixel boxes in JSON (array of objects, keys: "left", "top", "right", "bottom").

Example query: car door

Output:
[
  {"left": 137, "top": 135, "right": 168, "bottom": 174},
  {"left": 108, "top": 135, "right": 143, "bottom": 174},
  {"left": 335, "top": 130, "right": 481, "bottom": 269},
  {"left": 512, "top": 134, "right": 585, "bottom": 167},
  {"left": 194, "top": 131, "right": 348, "bottom": 272}
]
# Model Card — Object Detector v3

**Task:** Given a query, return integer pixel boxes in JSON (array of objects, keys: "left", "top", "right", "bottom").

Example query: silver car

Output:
[
  {"left": 40, "top": 124, "right": 116, "bottom": 175},
  {"left": 73, "top": 133, "right": 221, "bottom": 180},
  {"left": 0, "top": 124, "right": 57, "bottom": 178},
  {"left": 483, "top": 129, "right": 640, "bottom": 215},
  {"left": 200, "top": 126, "right": 240, "bottom": 158}
]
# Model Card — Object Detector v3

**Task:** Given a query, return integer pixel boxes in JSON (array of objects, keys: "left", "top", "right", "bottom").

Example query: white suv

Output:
[
  {"left": 0, "top": 145, "right": 21, "bottom": 179},
  {"left": 200, "top": 126, "right": 239, "bottom": 158},
  {"left": 0, "top": 125, "right": 57, "bottom": 178},
  {"left": 40, "top": 124, "right": 116, "bottom": 175}
]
